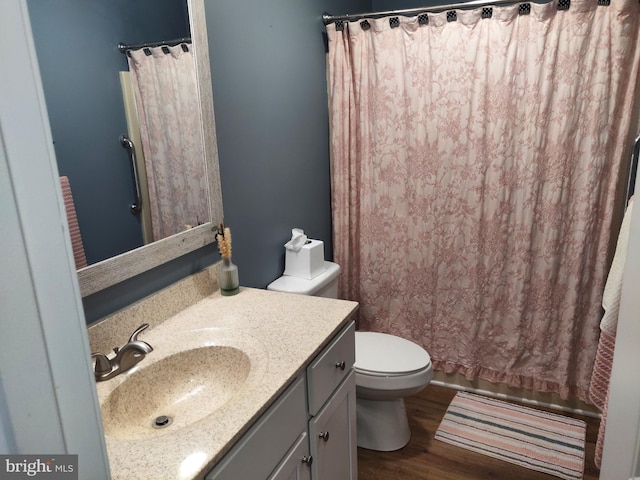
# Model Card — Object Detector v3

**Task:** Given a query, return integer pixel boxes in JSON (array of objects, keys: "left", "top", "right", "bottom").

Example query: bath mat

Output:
[{"left": 435, "top": 391, "right": 586, "bottom": 480}]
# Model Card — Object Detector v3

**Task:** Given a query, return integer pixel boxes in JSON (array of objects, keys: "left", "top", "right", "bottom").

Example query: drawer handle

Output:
[
  {"left": 301, "top": 455, "right": 313, "bottom": 466},
  {"left": 319, "top": 431, "right": 330, "bottom": 442},
  {"left": 335, "top": 360, "right": 346, "bottom": 370}
]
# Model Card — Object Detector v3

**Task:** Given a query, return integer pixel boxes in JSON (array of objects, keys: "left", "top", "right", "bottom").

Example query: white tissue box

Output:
[{"left": 284, "top": 239, "right": 326, "bottom": 279}]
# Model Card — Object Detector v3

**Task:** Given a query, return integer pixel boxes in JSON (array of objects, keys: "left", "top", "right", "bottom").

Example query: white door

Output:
[{"left": 0, "top": 1, "right": 110, "bottom": 477}]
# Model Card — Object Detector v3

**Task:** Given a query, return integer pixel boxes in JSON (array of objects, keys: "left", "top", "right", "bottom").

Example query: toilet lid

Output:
[{"left": 355, "top": 331, "right": 431, "bottom": 375}]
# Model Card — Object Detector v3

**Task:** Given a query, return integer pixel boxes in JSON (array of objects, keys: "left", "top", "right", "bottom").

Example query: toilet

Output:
[{"left": 267, "top": 260, "right": 433, "bottom": 452}]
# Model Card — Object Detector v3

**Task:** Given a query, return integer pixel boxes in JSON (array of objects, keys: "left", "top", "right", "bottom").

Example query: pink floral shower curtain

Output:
[
  {"left": 327, "top": 0, "right": 640, "bottom": 400},
  {"left": 128, "top": 44, "right": 209, "bottom": 241}
]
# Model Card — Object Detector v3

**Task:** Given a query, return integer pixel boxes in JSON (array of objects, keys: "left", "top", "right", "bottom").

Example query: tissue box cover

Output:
[{"left": 284, "top": 239, "right": 325, "bottom": 279}]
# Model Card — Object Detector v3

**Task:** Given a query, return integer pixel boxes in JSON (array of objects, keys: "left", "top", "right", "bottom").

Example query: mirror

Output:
[{"left": 27, "top": 0, "right": 223, "bottom": 297}]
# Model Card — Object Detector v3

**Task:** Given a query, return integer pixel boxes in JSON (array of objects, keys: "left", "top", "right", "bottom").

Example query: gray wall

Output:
[
  {"left": 373, "top": 0, "right": 447, "bottom": 8},
  {"left": 205, "top": 0, "right": 366, "bottom": 289},
  {"left": 28, "top": 0, "right": 189, "bottom": 265},
  {"left": 373, "top": 0, "right": 473, "bottom": 9}
]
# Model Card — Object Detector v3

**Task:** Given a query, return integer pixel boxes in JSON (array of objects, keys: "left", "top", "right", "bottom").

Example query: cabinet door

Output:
[
  {"left": 206, "top": 376, "right": 308, "bottom": 480},
  {"left": 268, "top": 432, "right": 312, "bottom": 480},
  {"left": 308, "top": 371, "right": 357, "bottom": 480}
]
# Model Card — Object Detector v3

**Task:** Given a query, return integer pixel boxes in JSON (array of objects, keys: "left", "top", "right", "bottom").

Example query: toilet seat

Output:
[{"left": 355, "top": 331, "right": 431, "bottom": 375}]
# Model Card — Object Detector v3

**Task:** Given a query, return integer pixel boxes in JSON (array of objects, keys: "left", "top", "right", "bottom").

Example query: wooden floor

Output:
[{"left": 358, "top": 384, "right": 600, "bottom": 480}]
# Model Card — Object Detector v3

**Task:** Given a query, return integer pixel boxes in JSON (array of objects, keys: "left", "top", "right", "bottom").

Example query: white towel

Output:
[{"left": 600, "top": 197, "right": 634, "bottom": 335}]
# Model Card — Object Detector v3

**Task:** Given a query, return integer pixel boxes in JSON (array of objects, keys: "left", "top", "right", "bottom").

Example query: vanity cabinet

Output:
[{"left": 205, "top": 321, "right": 357, "bottom": 480}]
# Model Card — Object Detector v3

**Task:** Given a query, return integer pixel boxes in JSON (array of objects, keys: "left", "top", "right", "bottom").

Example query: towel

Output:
[
  {"left": 59, "top": 176, "right": 88, "bottom": 269},
  {"left": 589, "top": 196, "right": 634, "bottom": 469},
  {"left": 589, "top": 331, "right": 616, "bottom": 411},
  {"left": 600, "top": 197, "right": 634, "bottom": 335}
]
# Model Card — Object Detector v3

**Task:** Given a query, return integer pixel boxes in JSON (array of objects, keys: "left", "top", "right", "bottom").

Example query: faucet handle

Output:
[
  {"left": 91, "top": 353, "right": 111, "bottom": 374},
  {"left": 128, "top": 323, "right": 150, "bottom": 343}
]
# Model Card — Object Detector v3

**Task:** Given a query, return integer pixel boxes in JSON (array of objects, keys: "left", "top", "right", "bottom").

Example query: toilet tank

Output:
[{"left": 267, "top": 261, "right": 340, "bottom": 298}]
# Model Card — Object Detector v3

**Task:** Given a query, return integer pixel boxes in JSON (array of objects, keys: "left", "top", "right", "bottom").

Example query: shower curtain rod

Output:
[
  {"left": 118, "top": 37, "right": 191, "bottom": 54},
  {"left": 323, "top": 0, "right": 562, "bottom": 25}
]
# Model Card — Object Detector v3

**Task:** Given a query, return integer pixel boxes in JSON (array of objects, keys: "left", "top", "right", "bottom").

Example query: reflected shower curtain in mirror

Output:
[
  {"left": 128, "top": 45, "right": 208, "bottom": 242},
  {"left": 327, "top": 0, "right": 640, "bottom": 400}
]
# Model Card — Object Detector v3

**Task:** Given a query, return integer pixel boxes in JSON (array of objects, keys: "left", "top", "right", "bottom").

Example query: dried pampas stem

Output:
[{"left": 216, "top": 226, "right": 232, "bottom": 258}]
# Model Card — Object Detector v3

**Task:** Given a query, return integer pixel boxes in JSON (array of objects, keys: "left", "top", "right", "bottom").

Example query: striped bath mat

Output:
[{"left": 435, "top": 391, "right": 586, "bottom": 480}]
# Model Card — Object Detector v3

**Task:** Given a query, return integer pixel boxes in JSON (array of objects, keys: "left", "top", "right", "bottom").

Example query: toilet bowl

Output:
[
  {"left": 354, "top": 331, "right": 432, "bottom": 451},
  {"left": 267, "top": 260, "right": 433, "bottom": 452}
]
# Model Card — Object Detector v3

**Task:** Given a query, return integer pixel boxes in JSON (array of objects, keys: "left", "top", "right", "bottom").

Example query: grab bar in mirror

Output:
[{"left": 120, "top": 134, "right": 142, "bottom": 215}]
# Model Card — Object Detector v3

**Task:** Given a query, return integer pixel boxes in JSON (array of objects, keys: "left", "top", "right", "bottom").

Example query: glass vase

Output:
[{"left": 218, "top": 256, "right": 239, "bottom": 296}]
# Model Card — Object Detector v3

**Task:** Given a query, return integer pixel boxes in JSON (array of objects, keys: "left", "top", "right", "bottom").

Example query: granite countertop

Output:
[{"left": 90, "top": 285, "right": 358, "bottom": 480}]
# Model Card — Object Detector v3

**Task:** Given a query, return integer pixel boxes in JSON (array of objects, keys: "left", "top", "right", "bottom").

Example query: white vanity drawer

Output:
[
  {"left": 206, "top": 375, "right": 308, "bottom": 480},
  {"left": 306, "top": 321, "right": 355, "bottom": 415}
]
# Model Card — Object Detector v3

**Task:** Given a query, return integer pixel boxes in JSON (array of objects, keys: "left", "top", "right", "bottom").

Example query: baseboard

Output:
[{"left": 431, "top": 371, "right": 601, "bottom": 419}]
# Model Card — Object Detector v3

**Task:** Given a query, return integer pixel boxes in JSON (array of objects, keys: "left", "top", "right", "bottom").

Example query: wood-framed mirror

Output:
[{"left": 27, "top": 0, "right": 223, "bottom": 297}]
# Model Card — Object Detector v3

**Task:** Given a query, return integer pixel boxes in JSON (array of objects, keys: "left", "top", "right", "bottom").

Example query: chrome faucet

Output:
[{"left": 91, "top": 323, "right": 153, "bottom": 382}]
